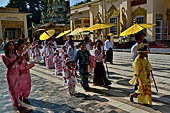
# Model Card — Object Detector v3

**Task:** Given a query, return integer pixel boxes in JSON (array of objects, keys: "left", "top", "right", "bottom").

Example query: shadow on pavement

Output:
[
  {"left": 116, "top": 78, "right": 131, "bottom": 86},
  {"left": 152, "top": 104, "right": 170, "bottom": 113},
  {"left": 152, "top": 95, "right": 170, "bottom": 105},
  {"left": 87, "top": 87, "right": 130, "bottom": 97},
  {"left": 25, "top": 98, "right": 84, "bottom": 113},
  {"left": 76, "top": 92, "right": 108, "bottom": 102}
]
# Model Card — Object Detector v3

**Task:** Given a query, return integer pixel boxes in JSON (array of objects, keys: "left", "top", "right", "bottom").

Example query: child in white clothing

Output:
[
  {"left": 64, "top": 59, "right": 77, "bottom": 96},
  {"left": 53, "top": 50, "right": 63, "bottom": 75},
  {"left": 34, "top": 44, "right": 42, "bottom": 63}
]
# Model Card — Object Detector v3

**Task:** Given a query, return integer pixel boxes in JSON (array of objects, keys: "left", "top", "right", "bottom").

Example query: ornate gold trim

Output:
[
  {"left": 132, "top": 6, "right": 147, "bottom": 24},
  {"left": 166, "top": 8, "right": 170, "bottom": 34},
  {"left": 94, "top": 12, "right": 102, "bottom": 24}
]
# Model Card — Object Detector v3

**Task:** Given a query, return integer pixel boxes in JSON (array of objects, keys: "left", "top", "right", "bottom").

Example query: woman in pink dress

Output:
[
  {"left": 45, "top": 43, "right": 54, "bottom": 69},
  {"left": 2, "top": 41, "right": 23, "bottom": 110},
  {"left": 31, "top": 39, "right": 37, "bottom": 58},
  {"left": 15, "top": 39, "right": 34, "bottom": 103}
]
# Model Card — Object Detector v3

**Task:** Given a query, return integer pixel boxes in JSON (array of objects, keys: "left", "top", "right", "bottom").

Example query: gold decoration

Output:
[
  {"left": 105, "top": 3, "right": 120, "bottom": 36},
  {"left": 94, "top": 12, "right": 102, "bottom": 24},
  {"left": 121, "top": 7, "right": 127, "bottom": 31},
  {"left": 106, "top": 3, "right": 119, "bottom": 20},
  {"left": 132, "top": 7, "right": 147, "bottom": 24},
  {"left": 166, "top": 8, "right": 170, "bottom": 34}
]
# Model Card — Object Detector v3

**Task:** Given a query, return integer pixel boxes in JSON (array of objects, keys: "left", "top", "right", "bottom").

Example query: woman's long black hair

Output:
[
  {"left": 4, "top": 41, "right": 14, "bottom": 58},
  {"left": 14, "top": 39, "right": 25, "bottom": 56}
]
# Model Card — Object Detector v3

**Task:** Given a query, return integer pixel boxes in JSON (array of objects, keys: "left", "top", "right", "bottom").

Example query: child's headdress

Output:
[
  {"left": 54, "top": 50, "right": 59, "bottom": 54},
  {"left": 137, "top": 43, "right": 149, "bottom": 53},
  {"left": 66, "top": 58, "right": 72, "bottom": 65}
]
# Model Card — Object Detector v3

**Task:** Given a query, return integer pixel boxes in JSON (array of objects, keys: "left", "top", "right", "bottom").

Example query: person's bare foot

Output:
[
  {"left": 23, "top": 98, "right": 30, "bottom": 105},
  {"left": 69, "top": 92, "right": 77, "bottom": 96},
  {"left": 130, "top": 94, "right": 134, "bottom": 102}
]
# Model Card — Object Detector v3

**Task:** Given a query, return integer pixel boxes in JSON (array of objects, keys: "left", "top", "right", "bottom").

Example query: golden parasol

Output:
[
  {"left": 33, "top": 29, "right": 45, "bottom": 34},
  {"left": 85, "top": 23, "right": 115, "bottom": 31},
  {"left": 55, "top": 30, "right": 71, "bottom": 39},
  {"left": 40, "top": 29, "right": 55, "bottom": 40},
  {"left": 68, "top": 28, "right": 87, "bottom": 36},
  {"left": 120, "top": 24, "right": 156, "bottom": 36}
]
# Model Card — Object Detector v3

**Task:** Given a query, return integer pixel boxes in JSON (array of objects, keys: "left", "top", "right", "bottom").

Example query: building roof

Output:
[
  {"left": 38, "top": 22, "right": 69, "bottom": 28},
  {"left": 0, "top": 8, "right": 31, "bottom": 15},
  {"left": 0, "top": 7, "right": 19, "bottom": 13},
  {"left": 71, "top": 0, "right": 101, "bottom": 10}
]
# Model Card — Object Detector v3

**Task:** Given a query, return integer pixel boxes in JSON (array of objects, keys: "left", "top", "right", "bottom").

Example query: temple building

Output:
[
  {"left": 70, "top": 0, "right": 170, "bottom": 42},
  {"left": 35, "top": 0, "right": 70, "bottom": 34},
  {"left": 0, "top": 8, "right": 29, "bottom": 41}
]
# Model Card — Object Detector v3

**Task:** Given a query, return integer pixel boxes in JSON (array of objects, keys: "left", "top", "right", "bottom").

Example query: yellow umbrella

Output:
[
  {"left": 55, "top": 30, "right": 71, "bottom": 39},
  {"left": 40, "top": 29, "right": 55, "bottom": 40},
  {"left": 33, "top": 29, "right": 45, "bottom": 34},
  {"left": 140, "top": 24, "right": 156, "bottom": 29},
  {"left": 85, "top": 23, "right": 115, "bottom": 31},
  {"left": 120, "top": 24, "right": 156, "bottom": 36},
  {"left": 68, "top": 28, "right": 87, "bottom": 35}
]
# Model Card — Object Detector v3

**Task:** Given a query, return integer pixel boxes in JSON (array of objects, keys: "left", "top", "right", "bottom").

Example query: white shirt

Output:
[
  {"left": 53, "top": 41, "right": 57, "bottom": 49},
  {"left": 42, "top": 45, "right": 47, "bottom": 57},
  {"left": 131, "top": 43, "right": 139, "bottom": 61},
  {"left": 64, "top": 40, "right": 69, "bottom": 48},
  {"left": 104, "top": 39, "right": 113, "bottom": 51},
  {"left": 67, "top": 45, "right": 76, "bottom": 61},
  {"left": 86, "top": 43, "right": 90, "bottom": 51},
  {"left": 45, "top": 47, "right": 54, "bottom": 57}
]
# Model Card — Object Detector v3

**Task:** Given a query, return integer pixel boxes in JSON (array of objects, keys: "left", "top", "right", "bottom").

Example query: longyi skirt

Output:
[{"left": 93, "top": 62, "right": 111, "bottom": 86}]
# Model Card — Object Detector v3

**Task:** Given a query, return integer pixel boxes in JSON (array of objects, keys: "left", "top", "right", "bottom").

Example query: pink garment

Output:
[
  {"left": 94, "top": 48, "right": 105, "bottom": 62},
  {"left": 64, "top": 67, "right": 77, "bottom": 93},
  {"left": 31, "top": 42, "right": 36, "bottom": 58},
  {"left": 60, "top": 50, "right": 67, "bottom": 60},
  {"left": 89, "top": 56, "right": 95, "bottom": 68},
  {"left": 45, "top": 47, "right": 54, "bottom": 69},
  {"left": 53, "top": 55, "right": 63, "bottom": 75},
  {"left": 34, "top": 48, "right": 42, "bottom": 63},
  {"left": 16, "top": 51, "right": 32, "bottom": 99},
  {"left": 2, "top": 54, "right": 21, "bottom": 106}
]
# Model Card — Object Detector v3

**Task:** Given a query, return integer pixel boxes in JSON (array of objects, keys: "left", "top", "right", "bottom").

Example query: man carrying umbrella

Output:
[
  {"left": 131, "top": 33, "right": 144, "bottom": 61},
  {"left": 104, "top": 36, "right": 113, "bottom": 64}
]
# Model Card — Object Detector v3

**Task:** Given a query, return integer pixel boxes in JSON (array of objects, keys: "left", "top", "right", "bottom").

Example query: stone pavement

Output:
[
  {"left": 113, "top": 48, "right": 170, "bottom": 54},
  {"left": 0, "top": 52, "right": 170, "bottom": 113}
]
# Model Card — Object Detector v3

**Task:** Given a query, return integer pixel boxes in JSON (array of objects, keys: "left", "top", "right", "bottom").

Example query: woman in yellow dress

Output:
[{"left": 129, "top": 45, "right": 152, "bottom": 107}]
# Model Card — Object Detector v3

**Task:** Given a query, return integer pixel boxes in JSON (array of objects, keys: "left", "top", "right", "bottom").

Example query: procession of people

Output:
[{"left": 1, "top": 32, "right": 155, "bottom": 111}]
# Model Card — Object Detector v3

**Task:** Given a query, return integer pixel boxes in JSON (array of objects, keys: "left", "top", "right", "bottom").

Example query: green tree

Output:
[
  {"left": 6, "top": 0, "right": 28, "bottom": 12},
  {"left": 6, "top": 0, "right": 47, "bottom": 40}
]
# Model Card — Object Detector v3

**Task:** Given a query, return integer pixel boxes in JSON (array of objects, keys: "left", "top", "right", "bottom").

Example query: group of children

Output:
[
  {"left": 30, "top": 33, "right": 154, "bottom": 107},
  {"left": 31, "top": 40, "right": 79, "bottom": 96}
]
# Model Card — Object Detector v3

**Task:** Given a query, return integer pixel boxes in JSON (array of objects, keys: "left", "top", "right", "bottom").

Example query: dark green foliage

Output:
[{"left": 6, "top": 0, "right": 47, "bottom": 39}]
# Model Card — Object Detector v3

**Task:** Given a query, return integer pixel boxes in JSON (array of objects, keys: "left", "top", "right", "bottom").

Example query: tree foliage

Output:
[
  {"left": 6, "top": 0, "right": 47, "bottom": 40},
  {"left": 6, "top": 0, "right": 47, "bottom": 24}
]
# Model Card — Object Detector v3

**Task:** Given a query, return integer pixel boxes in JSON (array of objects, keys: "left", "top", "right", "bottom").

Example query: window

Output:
[
  {"left": 4, "top": 28, "right": 21, "bottom": 40},
  {"left": 110, "top": 17, "right": 117, "bottom": 35},
  {"left": 156, "top": 20, "right": 168, "bottom": 40},
  {"left": 135, "top": 16, "right": 144, "bottom": 24},
  {"left": 136, "top": 16, "right": 144, "bottom": 33}
]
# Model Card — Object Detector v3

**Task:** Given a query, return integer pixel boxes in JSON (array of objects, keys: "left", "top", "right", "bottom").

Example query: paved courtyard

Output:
[{"left": 0, "top": 52, "right": 170, "bottom": 113}]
